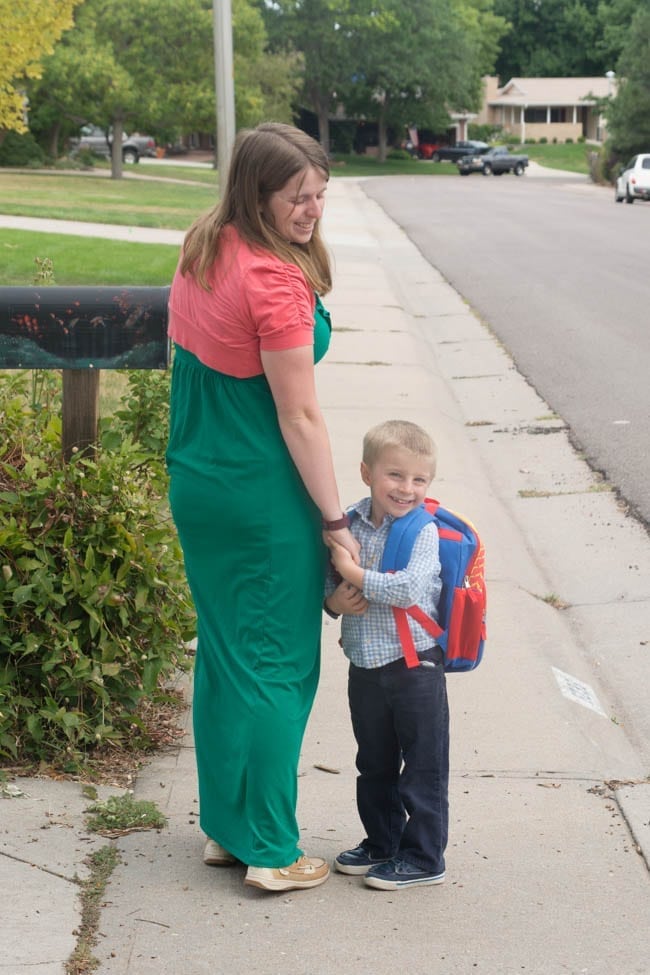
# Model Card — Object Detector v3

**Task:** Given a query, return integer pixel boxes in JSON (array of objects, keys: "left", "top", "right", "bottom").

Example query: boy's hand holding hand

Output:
[
  {"left": 326, "top": 581, "right": 368, "bottom": 617},
  {"left": 328, "top": 538, "right": 365, "bottom": 590}
]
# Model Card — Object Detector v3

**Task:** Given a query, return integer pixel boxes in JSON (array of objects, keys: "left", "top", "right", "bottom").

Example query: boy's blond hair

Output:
[{"left": 362, "top": 420, "right": 437, "bottom": 475}]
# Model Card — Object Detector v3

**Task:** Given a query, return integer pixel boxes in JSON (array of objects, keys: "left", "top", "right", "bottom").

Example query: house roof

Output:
[{"left": 490, "top": 77, "right": 614, "bottom": 107}]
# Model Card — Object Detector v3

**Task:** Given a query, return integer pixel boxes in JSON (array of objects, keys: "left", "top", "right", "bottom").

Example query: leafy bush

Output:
[
  {"left": 0, "top": 370, "right": 195, "bottom": 769},
  {"left": 468, "top": 122, "right": 503, "bottom": 143},
  {"left": 387, "top": 148, "right": 412, "bottom": 160},
  {"left": 74, "top": 148, "right": 98, "bottom": 168},
  {"left": 0, "top": 131, "right": 46, "bottom": 168}
]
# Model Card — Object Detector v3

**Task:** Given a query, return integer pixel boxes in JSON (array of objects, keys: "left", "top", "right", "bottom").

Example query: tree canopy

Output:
[
  {"left": 492, "top": 0, "right": 606, "bottom": 81},
  {"left": 606, "top": 4, "right": 650, "bottom": 157},
  {"left": 0, "top": 0, "right": 82, "bottom": 136},
  {"left": 28, "top": 0, "right": 302, "bottom": 176},
  {"left": 260, "top": 0, "right": 508, "bottom": 156}
]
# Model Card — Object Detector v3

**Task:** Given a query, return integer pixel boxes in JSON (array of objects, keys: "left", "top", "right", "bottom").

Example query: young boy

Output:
[{"left": 324, "top": 419, "right": 448, "bottom": 891}]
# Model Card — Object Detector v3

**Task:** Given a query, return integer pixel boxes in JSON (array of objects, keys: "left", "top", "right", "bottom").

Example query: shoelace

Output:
[{"left": 280, "top": 856, "right": 315, "bottom": 875}]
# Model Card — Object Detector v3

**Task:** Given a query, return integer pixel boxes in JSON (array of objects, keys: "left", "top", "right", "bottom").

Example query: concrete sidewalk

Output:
[{"left": 2, "top": 178, "right": 649, "bottom": 975}]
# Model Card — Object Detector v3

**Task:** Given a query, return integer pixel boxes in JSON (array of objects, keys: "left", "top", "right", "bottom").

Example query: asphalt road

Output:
[{"left": 362, "top": 167, "right": 650, "bottom": 529}]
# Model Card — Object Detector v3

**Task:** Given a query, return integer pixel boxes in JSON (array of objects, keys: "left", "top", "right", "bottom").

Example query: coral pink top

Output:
[{"left": 168, "top": 224, "right": 316, "bottom": 378}]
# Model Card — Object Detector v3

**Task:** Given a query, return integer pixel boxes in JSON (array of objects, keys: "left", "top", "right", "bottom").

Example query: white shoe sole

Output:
[
  {"left": 364, "top": 872, "right": 445, "bottom": 890},
  {"left": 334, "top": 858, "right": 390, "bottom": 876},
  {"left": 203, "top": 839, "right": 237, "bottom": 866},
  {"left": 244, "top": 867, "right": 330, "bottom": 891}
]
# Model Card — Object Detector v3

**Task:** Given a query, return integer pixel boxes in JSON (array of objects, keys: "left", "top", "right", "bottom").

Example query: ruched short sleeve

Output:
[
  {"left": 168, "top": 225, "right": 317, "bottom": 377},
  {"left": 243, "top": 260, "right": 315, "bottom": 352}
]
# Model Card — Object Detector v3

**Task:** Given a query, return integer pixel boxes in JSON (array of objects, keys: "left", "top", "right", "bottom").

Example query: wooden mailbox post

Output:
[{"left": 0, "top": 286, "right": 170, "bottom": 459}]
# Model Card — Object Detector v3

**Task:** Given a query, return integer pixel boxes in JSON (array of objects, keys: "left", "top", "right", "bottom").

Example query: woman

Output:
[{"left": 166, "top": 123, "right": 358, "bottom": 892}]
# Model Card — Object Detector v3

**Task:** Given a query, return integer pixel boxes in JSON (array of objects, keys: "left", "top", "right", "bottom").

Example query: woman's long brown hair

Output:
[{"left": 180, "top": 122, "right": 332, "bottom": 295}]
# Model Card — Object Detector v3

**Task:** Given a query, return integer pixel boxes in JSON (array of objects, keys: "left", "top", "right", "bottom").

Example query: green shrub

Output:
[
  {"left": 468, "top": 123, "right": 503, "bottom": 143},
  {"left": 0, "top": 131, "right": 46, "bottom": 168},
  {"left": 74, "top": 148, "right": 97, "bottom": 168},
  {"left": 387, "top": 148, "right": 412, "bottom": 160},
  {"left": 565, "top": 138, "right": 573, "bottom": 144},
  {"left": 539, "top": 136, "right": 548, "bottom": 144},
  {"left": 0, "top": 370, "right": 195, "bottom": 769}
]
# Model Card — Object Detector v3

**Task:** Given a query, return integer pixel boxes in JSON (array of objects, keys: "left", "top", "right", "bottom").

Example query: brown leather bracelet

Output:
[
  {"left": 322, "top": 514, "right": 351, "bottom": 531},
  {"left": 323, "top": 600, "right": 340, "bottom": 620}
]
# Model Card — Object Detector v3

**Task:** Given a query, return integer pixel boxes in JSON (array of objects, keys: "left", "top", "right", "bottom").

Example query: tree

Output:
[
  {"left": 606, "top": 5, "right": 650, "bottom": 157},
  {"left": 260, "top": 0, "right": 366, "bottom": 153},
  {"left": 344, "top": 0, "right": 508, "bottom": 160},
  {"left": 261, "top": 0, "right": 506, "bottom": 157},
  {"left": 29, "top": 0, "right": 301, "bottom": 173},
  {"left": 231, "top": 0, "right": 303, "bottom": 129},
  {"left": 493, "top": 0, "right": 606, "bottom": 81},
  {"left": 596, "top": 0, "right": 641, "bottom": 72},
  {"left": 0, "top": 0, "right": 82, "bottom": 138}
]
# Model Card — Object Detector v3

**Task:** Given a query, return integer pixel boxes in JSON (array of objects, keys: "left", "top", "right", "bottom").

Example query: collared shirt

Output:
[{"left": 325, "top": 497, "right": 442, "bottom": 669}]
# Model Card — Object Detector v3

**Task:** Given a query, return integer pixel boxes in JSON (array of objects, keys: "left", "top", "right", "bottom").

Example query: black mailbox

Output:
[{"left": 0, "top": 286, "right": 170, "bottom": 370}]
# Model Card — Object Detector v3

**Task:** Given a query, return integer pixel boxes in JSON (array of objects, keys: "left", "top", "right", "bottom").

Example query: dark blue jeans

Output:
[{"left": 347, "top": 646, "right": 449, "bottom": 874}]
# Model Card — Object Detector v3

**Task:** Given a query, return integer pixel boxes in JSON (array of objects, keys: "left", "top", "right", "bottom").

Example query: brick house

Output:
[{"left": 475, "top": 75, "right": 616, "bottom": 143}]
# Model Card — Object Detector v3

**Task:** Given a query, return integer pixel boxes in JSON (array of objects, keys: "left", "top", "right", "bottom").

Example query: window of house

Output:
[
  {"left": 550, "top": 108, "right": 566, "bottom": 123},
  {"left": 524, "top": 108, "right": 547, "bottom": 123}
]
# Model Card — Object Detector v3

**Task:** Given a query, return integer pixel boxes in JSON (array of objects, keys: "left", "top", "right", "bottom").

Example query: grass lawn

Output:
[
  {"left": 523, "top": 141, "right": 592, "bottom": 174},
  {"left": 328, "top": 153, "right": 458, "bottom": 177},
  {"left": 0, "top": 229, "right": 179, "bottom": 286},
  {"left": 0, "top": 171, "right": 217, "bottom": 229}
]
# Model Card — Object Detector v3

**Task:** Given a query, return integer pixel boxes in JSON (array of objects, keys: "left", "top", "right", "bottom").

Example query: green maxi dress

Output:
[{"left": 167, "top": 297, "right": 331, "bottom": 868}]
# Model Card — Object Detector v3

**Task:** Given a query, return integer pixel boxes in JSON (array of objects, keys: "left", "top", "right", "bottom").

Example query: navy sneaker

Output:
[
  {"left": 364, "top": 857, "right": 446, "bottom": 890},
  {"left": 334, "top": 844, "right": 392, "bottom": 876}
]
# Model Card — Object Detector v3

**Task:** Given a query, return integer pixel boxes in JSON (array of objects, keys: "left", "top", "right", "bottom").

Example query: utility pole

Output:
[{"left": 212, "top": 0, "right": 236, "bottom": 187}]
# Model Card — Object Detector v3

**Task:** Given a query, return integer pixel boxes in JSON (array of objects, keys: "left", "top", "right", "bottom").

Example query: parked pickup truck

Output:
[
  {"left": 69, "top": 125, "right": 157, "bottom": 164},
  {"left": 458, "top": 146, "right": 529, "bottom": 176}
]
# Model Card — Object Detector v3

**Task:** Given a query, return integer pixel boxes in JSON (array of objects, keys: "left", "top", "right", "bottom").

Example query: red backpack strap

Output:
[
  {"left": 406, "top": 605, "right": 443, "bottom": 641},
  {"left": 393, "top": 607, "right": 421, "bottom": 668},
  {"left": 393, "top": 606, "right": 444, "bottom": 668}
]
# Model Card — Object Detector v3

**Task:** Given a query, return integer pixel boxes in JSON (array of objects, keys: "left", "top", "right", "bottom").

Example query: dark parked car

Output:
[
  {"left": 69, "top": 125, "right": 157, "bottom": 164},
  {"left": 430, "top": 140, "right": 489, "bottom": 162},
  {"left": 457, "top": 146, "right": 528, "bottom": 176}
]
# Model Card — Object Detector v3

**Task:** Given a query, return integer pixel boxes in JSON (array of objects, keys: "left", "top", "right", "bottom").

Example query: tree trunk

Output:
[
  {"left": 316, "top": 104, "right": 330, "bottom": 155},
  {"left": 111, "top": 118, "right": 124, "bottom": 179},
  {"left": 377, "top": 106, "right": 388, "bottom": 162},
  {"left": 48, "top": 121, "right": 61, "bottom": 159}
]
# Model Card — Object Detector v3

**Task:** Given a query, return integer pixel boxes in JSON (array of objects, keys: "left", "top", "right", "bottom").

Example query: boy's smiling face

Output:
[{"left": 361, "top": 446, "right": 434, "bottom": 527}]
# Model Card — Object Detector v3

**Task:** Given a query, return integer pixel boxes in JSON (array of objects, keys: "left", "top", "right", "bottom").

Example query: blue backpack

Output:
[{"left": 380, "top": 498, "right": 487, "bottom": 673}]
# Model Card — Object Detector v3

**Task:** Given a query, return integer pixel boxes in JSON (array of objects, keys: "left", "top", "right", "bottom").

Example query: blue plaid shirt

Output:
[{"left": 325, "top": 497, "right": 442, "bottom": 669}]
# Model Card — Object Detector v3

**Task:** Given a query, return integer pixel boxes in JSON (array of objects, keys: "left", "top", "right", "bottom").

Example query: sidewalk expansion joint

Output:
[{"left": 0, "top": 850, "right": 80, "bottom": 885}]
